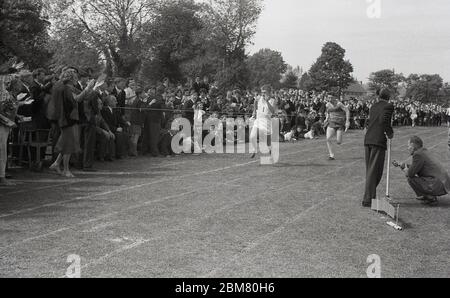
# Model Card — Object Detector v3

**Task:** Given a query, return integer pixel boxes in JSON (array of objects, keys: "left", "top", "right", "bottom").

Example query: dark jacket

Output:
[
  {"left": 101, "top": 106, "right": 125, "bottom": 133},
  {"left": 407, "top": 148, "right": 450, "bottom": 193},
  {"left": 82, "top": 91, "right": 101, "bottom": 125},
  {"left": 182, "top": 99, "right": 195, "bottom": 125},
  {"left": 146, "top": 97, "right": 164, "bottom": 125},
  {"left": 130, "top": 99, "right": 147, "bottom": 126},
  {"left": 365, "top": 100, "right": 394, "bottom": 150},
  {"left": 112, "top": 88, "right": 126, "bottom": 114},
  {"left": 53, "top": 83, "right": 78, "bottom": 128}
]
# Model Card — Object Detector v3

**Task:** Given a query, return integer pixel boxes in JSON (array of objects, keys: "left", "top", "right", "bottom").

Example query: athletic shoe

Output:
[{"left": 328, "top": 156, "right": 335, "bottom": 161}]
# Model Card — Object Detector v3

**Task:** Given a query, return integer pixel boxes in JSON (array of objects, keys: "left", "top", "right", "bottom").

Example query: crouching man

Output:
[{"left": 394, "top": 136, "right": 450, "bottom": 205}]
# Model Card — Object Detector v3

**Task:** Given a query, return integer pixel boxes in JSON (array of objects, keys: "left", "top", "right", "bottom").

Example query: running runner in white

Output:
[{"left": 250, "top": 85, "right": 276, "bottom": 159}]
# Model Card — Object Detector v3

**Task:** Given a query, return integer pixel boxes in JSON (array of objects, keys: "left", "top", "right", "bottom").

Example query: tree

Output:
[
  {"left": 368, "top": 69, "right": 404, "bottom": 96},
  {"left": 49, "top": 21, "right": 103, "bottom": 73},
  {"left": 0, "top": 0, "right": 52, "bottom": 68},
  {"left": 49, "top": 0, "right": 157, "bottom": 77},
  {"left": 298, "top": 73, "right": 313, "bottom": 91},
  {"left": 140, "top": 0, "right": 204, "bottom": 84},
  {"left": 203, "top": 0, "right": 263, "bottom": 90},
  {"left": 308, "top": 42, "right": 354, "bottom": 95},
  {"left": 246, "top": 49, "right": 287, "bottom": 89},
  {"left": 405, "top": 74, "right": 443, "bottom": 103},
  {"left": 280, "top": 66, "right": 299, "bottom": 89}
]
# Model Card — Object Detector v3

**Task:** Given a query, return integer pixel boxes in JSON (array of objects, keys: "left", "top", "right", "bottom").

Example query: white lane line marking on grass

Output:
[
  {"left": 202, "top": 180, "right": 367, "bottom": 278},
  {"left": 0, "top": 161, "right": 258, "bottom": 219},
  {"left": 0, "top": 181, "right": 82, "bottom": 197},
  {"left": 0, "top": 129, "right": 440, "bottom": 258},
  {"left": 0, "top": 142, "right": 357, "bottom": 253},
  {"left": 73, "top": 160, "right": 370, "bottom": 277},
  {"left": 0, "top": 177, "right": 245, "bottom": 251},
  {"left": 15, "top": 129, "right": 440, "bottom": 275},
  {"left": 0, "top": 161, "right": 192, "bottom": 197},
  {"left": 0, "top": 134, "right": 349, "bottom": 218},
  {"left": 77, "top": 130, "right": 449, "bottom": 275},
  {"left": 0, "top": 128, "right": 432, "bottom": 254}
]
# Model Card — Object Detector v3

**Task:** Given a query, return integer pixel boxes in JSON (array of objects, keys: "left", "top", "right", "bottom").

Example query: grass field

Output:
[{"left": 0, "top": 126, "right": 449, "bottom": 278}]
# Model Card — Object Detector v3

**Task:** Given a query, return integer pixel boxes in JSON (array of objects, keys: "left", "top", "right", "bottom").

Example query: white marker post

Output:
[{"left": 371, "top": 139, "right": 403, "bottom": 231}]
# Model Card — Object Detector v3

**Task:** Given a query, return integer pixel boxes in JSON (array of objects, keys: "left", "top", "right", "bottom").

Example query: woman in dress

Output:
[
  {"left": 324, "top": 96, "right": 350, "bottom": 160},
  {"left": 49, "top": 69, "right": 89, "bottom": 178}
]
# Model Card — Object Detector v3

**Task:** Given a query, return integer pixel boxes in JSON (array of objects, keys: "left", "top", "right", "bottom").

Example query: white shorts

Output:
[{"left": 252, "top": 118, "right": 272, "bottom": 136}]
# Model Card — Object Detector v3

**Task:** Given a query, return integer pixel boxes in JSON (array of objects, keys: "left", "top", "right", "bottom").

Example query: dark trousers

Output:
[
  {"left": 143, "top": 122, "right": 161, "bottom": 156},
  {"left": 82, "top": 124, "right": 97, "bottom": 168},
  {"left": 408, "top": 177, "right": 447, "bottom": 198},
  {"left": 159, "top": 133, "right": 173, "bottom": 156},
  {"left": 97, "top": 133, "right": 115, "bottom": 160},
  {"left": 115, "top": 132, "right": 127, "bottom": 159},
  {"left": 363, "top": 145, "right": 386, "bottom": 202}
]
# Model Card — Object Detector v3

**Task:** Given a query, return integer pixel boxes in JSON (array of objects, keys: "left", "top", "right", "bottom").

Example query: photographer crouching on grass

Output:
[{"left": 393, "top": 136, "right": 450, "bottom": 205}]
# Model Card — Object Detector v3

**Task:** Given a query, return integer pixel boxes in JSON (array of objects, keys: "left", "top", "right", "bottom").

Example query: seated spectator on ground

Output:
[{"left": 394, "top": 136, "right": 450, "bottom": 205}]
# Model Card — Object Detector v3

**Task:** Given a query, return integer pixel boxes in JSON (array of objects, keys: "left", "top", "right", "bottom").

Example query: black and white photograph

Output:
[{"left": 0, "top": 0, "right": 449, "bottom": 283}]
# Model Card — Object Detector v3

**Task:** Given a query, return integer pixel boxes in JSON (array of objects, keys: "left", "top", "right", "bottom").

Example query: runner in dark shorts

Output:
[{"left": 324, "top": 96, "right": 350, "bottom": 160}]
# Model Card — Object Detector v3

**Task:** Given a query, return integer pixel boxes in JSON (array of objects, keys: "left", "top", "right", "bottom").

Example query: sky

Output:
[{"left": 248, "top": 0, "right": 450, "bottom": 83}]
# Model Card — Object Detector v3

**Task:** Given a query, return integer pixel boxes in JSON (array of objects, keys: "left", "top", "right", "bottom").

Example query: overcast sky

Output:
[{"left": 248, "top": 0, "right": 450, "bottom": 82}]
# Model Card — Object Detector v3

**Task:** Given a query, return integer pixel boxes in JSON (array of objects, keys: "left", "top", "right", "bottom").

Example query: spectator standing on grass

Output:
[
  {"left": 143, "top": 86, "right": 164, "bottom": 157},
  {"left": 128, "top": 86, "right": 146, "bottom": 157},
  {"left": 112, "top": 78, "right": 127, "bottom": 115},
  {"left": 362, "top": 88, "right": 394, "bottom": 207},
  {"left": 49, "top": 69, "right": 94, "bottom": 178}
]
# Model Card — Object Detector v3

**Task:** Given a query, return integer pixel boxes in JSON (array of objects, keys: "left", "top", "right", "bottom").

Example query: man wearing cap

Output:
[{"left": 362, "top": 88, "right": 395, "bottom": 207}]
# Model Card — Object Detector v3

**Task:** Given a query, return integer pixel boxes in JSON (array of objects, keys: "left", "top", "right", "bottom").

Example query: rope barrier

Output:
[{"left": 111, "top": 106, "right": 372, "bottom": 121}]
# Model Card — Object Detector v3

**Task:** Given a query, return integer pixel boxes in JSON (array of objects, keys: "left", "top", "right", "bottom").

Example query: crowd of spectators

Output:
[{"left": 1, "top": 65, "right": 450, "bottom": 180}]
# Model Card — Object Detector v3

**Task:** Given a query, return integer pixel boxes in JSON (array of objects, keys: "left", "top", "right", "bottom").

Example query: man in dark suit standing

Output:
[
  {"left": 394, "top": 136, "right": 450, "bottom": 205},
  {"left": 112, "top": 78, "right": 127, "bottom": 116},
  {"left": 143, "top": 86, "right": 164, "bottom": 157},
  {"left": 182, "top": 90, "right": 197, "bottom": 126},
  {"left": 30, "top": 68, "right": 51, "bottom": 129},
  {"left": 362, "top": 88, "right": 395, "bottom": 207}
]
